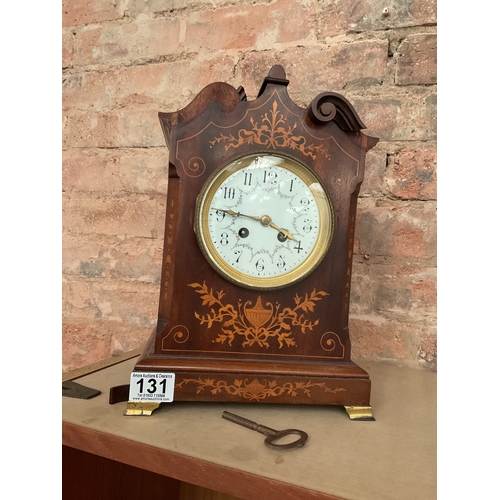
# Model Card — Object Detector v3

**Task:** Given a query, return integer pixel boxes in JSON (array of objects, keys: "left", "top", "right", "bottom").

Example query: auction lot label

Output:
[{"left": 129, "top": 372, "right": 175, "bottom": 402}]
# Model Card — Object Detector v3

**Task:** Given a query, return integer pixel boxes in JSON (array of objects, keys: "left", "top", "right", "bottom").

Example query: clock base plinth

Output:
[{"left": 132, "top": 337, "right": 372, "bottom": 409}]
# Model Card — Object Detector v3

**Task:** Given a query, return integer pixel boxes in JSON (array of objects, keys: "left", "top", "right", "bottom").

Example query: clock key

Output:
[{"left": 221, "top": 410, "right": 308, "bottom": 449}]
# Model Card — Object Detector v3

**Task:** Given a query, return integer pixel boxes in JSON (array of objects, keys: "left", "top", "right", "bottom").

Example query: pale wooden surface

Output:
[{"left": 63, "top": 357, "right": 436, "bottom": 500}]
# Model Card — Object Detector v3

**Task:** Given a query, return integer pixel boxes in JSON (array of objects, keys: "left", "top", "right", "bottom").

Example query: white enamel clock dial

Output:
[{"left": 194, "top": 153, "right": 334, "bottom": 289}]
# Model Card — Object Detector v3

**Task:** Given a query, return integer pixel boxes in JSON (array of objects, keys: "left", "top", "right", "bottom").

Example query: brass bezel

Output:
[{"left": 194, "top": 152, "right": 334, "bottom": 290}]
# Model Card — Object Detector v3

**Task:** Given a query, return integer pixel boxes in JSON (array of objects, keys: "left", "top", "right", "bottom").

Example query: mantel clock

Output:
[{"left": 133, "top": 66, "right": 378, "bottom": 419}]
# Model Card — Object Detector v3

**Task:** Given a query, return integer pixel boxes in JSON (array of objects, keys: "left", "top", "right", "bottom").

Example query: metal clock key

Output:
[{"left": 222, "top": 411, "right": 308, "bottom": 449}]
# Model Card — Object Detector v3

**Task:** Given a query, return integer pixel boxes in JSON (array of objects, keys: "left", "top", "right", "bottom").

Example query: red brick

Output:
[
  {"left": 186, "top": 5, "right": 273, "bottom": 52},
  {"left": 110, "top": 149, "right": 169, "bottom": 194},
  {"left": 317, "top": 0, "right": 436, "bottom": 38},
  {"left": 63, "top": 277, "right": 160, "bottom": 326},
  {"left": 118, "top": 109, "right": 166, "bottom": 147},
  {"left": 391, "top": 224, "right": 426, "bottom": 258},
  {"left": 63, "top": 278, "right": 97, "bottom": 321},
  {"left": 60, "top": 0, "right": 439, "bottom": 374},
  {"left": 63, "top": 151, "right": 115, "bottom": 192},
  {"left": 351, "top": 257, "right": 436, "bottom": 321},
  {"left": 350, "top": 92, "right": 437, "bottom": 142},
  {"left": 389, "top": 148, "right": 437, "bottom": 200},
  {"left": 108, "top": 325, "right": 152, "bottom": 357},
  {"left": 238, "top": 41, "right": 388, "bottom": 100},
  {"left": 417, "top": 333, "right": 437, "bottom": 369},
  {"left": 62, "top": 192, "right": 165, "bottom": 238},
  {"left": 409, "top": 0, "right": 437, "bottom": 25},
  {"left": 317, "top": 0, "right": 370, "bottom": 37},
  {"left": 63, "top": 110, "right": 118, "bottom": 148},
  {"left": 63, "top": 65, "right": 164, "bottom": 112},
  {"left": 62, "top": 319, "right": 153, "bottom": 372},
  {"left": 62, "top": 0, "right": 124, "bottom": 28},
  {"left": 154, "top": 55, "right": 238, "bottom": 109},
  {"left": 349, "top": 317, "right": 419, "bottom": 362},
  {"left": 73, "top": 18, "right": 181, "bottom": 66},
  {"left": 63, "top": 56, "right": 238, "bottom": 114},
  {"left": 360, "top": 148, "right": 386, "bottom": 197},
  {"left": 126, "top": 0, "right": 229, "bottom": 17},
  {"left": 396, "top": 34, "right": 437, "bottom": 85},
  {"left": 62, "top": 29, "right": 74, "bottom": 68},
  {"left": 63, "top": 70, "right": 117, "bottom": 111},
  {"left": 63, "top": 109, "right": 164, "bottom": 148},
  {"left": 273, "top": 0, "right": 316, "bottom": 44},
  {"left": 63, "top": 234, "right": 164, "bottom": 284},
  {"left": 185, "top": 0, "right": 315, "bottom": 53},
  {"left": 63, "top": 148, "right": 168, "bottom": 194},
  {"left": 408, "top": 278, "right": 437, "bottom": 308},
  {"left": 354, "top": 202, "right": 394, "bottom": 257},
  {"left": 63, "top": 236, "right": 108, "bottom": 278},
  {"left": 108, "top": 238, "right": 163, "bottom": 283},
  {"left": 62, "top": 322, "right": 108, "bottom": 371},
  {"left": 355, "top": 200, "right": 436, "bottom": 259}
]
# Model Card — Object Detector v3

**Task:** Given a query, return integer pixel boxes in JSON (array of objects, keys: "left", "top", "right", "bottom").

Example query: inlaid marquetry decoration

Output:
[
  {"left": 132, "top": 65, "right": 378, "bottom": 416},
  {"left": 210, "top": 99, "right": 331, "bottom": 160},
  {"left": 176, "top": 377, "right": 345, "bottom": 402},
  {"left": 189, "top": 282, "right": 327, "bottom": 349}
]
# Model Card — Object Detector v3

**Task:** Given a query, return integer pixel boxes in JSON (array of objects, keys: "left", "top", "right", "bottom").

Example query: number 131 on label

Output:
[{"left": 129, "top": 372, "right": 175, "bottom": 402}]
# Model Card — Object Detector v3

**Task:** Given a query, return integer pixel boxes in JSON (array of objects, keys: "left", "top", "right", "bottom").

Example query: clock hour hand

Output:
[
  {"left": 213, "top": 208, "right": 297, "bottom": 241},
  {"left": 268, "top": 222, "right": 297, "bottom": 242}
]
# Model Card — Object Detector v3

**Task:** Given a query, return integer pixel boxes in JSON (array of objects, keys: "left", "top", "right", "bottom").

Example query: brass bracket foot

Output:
[
  {"left": 124, "top": 401, "right": 161, "bottom": 416},
  {"left": 344, "top": 405, "right": 375, "bottom": 421}
]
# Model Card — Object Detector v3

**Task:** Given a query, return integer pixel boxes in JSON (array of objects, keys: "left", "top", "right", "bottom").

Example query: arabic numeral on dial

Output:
[
  {"left": 244, "top": 172, "right": 252, "bottom": 186},
  {"left": 220, "top": 232, "right": 229, "bottom": 246},
  {"left": 277, "top": 256, "right": 286, "bottom": 269},
  {"left": 263, "top": 170, "right": 278, "bottom": 184},
  {"left": 224, "top": 187, "right": 236, "bottom": 199},
  {"left": 234, "top": 249, "right": 242, "bottom": 263},
  {"left": 294, "top": 241, "right": 303, "bottom": 253},
  {"left": 255, "top": 258, "right": 265, "bottom": 272},
  {"left": 216, "top": 210, "right": 226, "bottom": 222},
  {"left": 300, "top": 198, "right": 310, "bottom": 211},
  {"left": 303, "top": 219, "right": 312, "bottom": 233}
]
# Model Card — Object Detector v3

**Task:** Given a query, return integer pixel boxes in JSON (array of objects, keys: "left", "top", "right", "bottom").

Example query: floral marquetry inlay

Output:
[
  {"left": 135, "top": 66, "right": 377, "bottom": 409},
  {"left": 176, "top": 376, "right": 346, "bottom": 401},
  {"left": 210, "top": 100, "right": 331, "bottom": 160},
  {"left": 189, "top": 282, "right": 328, "bottom": 349}
]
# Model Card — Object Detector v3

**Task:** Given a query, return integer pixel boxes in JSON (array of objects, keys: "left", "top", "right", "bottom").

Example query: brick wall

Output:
[{"left": 62, "top": 0, "right": 437, "bottom": 372}]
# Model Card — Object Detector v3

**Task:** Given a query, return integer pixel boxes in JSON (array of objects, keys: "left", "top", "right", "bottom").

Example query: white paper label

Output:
[{"left": 128, "top": 372, "right": 175, "bottom": 402}]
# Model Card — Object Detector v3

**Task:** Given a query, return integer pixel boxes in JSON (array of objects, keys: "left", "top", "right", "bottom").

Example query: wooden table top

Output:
[{"left": 62, "top": 356, "right": 436, "bottom": 500}]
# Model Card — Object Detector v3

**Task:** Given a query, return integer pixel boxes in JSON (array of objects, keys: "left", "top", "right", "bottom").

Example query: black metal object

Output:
[{"left": 62, "top": 381, "right": 101, "bottom": 400}]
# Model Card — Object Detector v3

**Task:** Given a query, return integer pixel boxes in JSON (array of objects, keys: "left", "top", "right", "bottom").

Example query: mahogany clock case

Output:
[{"left": 134, "top": 66, "right": 379, "bottom": 407}]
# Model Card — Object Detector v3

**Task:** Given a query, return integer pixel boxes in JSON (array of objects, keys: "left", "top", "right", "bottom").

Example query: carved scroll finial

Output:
[{"left": 307, "top": 92, "right": 366, "bottom": 132}]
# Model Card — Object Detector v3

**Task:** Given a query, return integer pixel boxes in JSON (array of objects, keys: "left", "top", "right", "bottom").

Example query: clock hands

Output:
[{"left": 214, "top": 208, "right": 297, "bottom": 242}]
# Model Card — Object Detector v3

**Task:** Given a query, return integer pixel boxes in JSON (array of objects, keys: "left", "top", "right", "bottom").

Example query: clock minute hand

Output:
[
  {"left": 216, "top": 209, "right": 261, "bottom": 222},
  {"left": 213, "top": 208, "right": 297, "bottom": 242}
]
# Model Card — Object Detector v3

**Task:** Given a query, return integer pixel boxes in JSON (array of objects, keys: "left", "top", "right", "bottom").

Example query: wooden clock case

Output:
[{"left": 134, "top": 65, "right": 378, "bottom": 410}]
